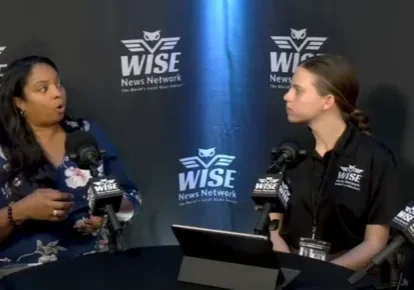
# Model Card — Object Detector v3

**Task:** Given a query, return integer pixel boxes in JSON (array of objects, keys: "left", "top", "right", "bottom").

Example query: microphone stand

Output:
[
  {"left": 105, "top": 204, "right": 127, "bottom": 253},
  {"left": 253, "top": 164, "right": 287, "bottom": 235},
  {"left": 89, "top": 163, "right": 127, "bottom": 253}
]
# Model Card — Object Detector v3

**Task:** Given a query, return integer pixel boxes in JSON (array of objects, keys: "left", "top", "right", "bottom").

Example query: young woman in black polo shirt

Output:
[{"left": 269, "top": 54, "right": 398, "bottom": 271}]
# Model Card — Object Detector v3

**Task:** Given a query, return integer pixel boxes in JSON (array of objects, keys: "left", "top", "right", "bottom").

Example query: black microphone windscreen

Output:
[
  {"left": 65, "top": 130, "right": 98, "bottom": 156},
  {"left": 270, "top": 127, "right": 315, "bottom": 169}
]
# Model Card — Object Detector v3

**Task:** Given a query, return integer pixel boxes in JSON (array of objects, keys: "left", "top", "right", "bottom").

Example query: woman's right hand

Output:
[{"left": 14, "top": 189, "right": 74, "bottom": 222}]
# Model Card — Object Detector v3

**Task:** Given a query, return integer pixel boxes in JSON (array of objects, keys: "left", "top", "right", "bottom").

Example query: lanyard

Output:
[{"left": 309, "top": 152, "right": 336, "bottom": 239}]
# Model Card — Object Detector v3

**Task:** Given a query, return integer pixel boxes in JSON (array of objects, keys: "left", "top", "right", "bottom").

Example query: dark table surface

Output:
[{"left": 0, "top": 246, "right": 377, "bottom": 290}]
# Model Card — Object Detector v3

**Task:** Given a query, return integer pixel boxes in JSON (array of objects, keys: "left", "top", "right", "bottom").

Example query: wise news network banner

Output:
[{"left": 109, "top": 0, "right": 344, "bottom": 245}]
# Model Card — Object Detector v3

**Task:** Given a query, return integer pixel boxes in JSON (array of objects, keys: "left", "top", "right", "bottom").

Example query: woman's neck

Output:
[
  {"left": 30, "top": 123, "right": 63, "bottom": 142},
  {"left": 309, "top": 116, "right": 347, "bottom": 157}
]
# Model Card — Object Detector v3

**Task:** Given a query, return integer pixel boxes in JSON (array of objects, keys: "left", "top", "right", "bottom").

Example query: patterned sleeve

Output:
[{"left": 82, "top": 120, "right": 142, "bottom": 222}]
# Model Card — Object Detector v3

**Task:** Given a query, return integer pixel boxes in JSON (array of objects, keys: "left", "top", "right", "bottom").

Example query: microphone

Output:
[
  {"left": 66, "top": 130, "right": 127, "bottom": 251},
  {"left": 348, "top": 201, "right": 414, "bottom": 285},
  {"left": 66, "top": 130, "right": 103, "bottom": 176},
  {"left": 87, "top": 177, "right": 123, "bottom": 218},
  {"left": 252, "top": 133, "right": 313, "bottom": 235},
  {"left": 268, "top": 128, "right": 315, "bottom": 173},
  {"left": 251, "top": 173, "right": 290, "bottom": 210},
  {"left": 252, "top": 173, "right": 289, "bottom": 235},
  {"left": 268, "top": 141, "right": 306, "bottom": 173}
]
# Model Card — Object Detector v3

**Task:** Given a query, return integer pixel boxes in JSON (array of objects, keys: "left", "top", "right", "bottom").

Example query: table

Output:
[{"left": 0, "top": 246, "right": 377, "bottom": 290}]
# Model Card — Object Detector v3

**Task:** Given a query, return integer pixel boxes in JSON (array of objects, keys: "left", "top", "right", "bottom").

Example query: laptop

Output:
[{"left": 171, "top": 224, "right": 278, "bottom": 268}]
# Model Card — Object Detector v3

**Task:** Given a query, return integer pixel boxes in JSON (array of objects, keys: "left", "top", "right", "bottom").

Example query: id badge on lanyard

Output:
[
  {"left": 298, "top": 227, "right": 331, "bottom": 261},
  {"left": 298, "top": 154, "right": 334, "bottom": 261}
]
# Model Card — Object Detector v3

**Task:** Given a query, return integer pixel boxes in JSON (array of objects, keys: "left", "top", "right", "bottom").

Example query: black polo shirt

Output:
[{"left": 276, "top": 123, "right": 399, "bottom": 254}]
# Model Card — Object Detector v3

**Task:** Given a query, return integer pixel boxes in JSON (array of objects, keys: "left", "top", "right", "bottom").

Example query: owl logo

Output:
[
  {"left": 143, "top": 31, "right": 160, "bottom": 41},
  {"left": 179, "top": 148, "right": 235, "bottom": 169},
  {"left": 271, "top": 28, "right": 327, "bottom": 53},
  {"left": 340, "top": 165, "right": 364, "bottom": 174},
  {"left": 291, "top": 29, "right": 307, "bottom": 40},
  {"left": 258, "top": 177, "right": 278, "bottom": 185},
  {"left": 93, "top": 179, "right": 116, "bottom": 187},
  {"left": 404, "top": 206, "right": 414, "bottom": 215},
  {"left": 121, "top": 30, "right": 181, "bottom": 54},
  {"left": 198, "top": 148, "right": 215, "bottom": 158}
]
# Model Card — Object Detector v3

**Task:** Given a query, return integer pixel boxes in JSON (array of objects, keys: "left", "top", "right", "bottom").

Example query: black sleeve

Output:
[{"left": 367, "top": 154, "right": 399, "bottom": 225}]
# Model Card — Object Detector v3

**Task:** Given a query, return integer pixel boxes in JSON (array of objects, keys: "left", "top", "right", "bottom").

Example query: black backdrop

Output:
[{"left": 0, "top": 0, "right": 413, "bottom": 251}]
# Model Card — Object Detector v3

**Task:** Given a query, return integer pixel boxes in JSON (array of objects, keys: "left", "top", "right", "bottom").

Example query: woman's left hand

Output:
[{"left": 74, "top": 216, "right": 104, "bottom": 234}]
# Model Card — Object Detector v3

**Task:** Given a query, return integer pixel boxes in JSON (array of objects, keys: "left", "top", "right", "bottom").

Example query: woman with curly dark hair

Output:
[{"left": 0, "top": 56, "right": 141, "bottom": 267}]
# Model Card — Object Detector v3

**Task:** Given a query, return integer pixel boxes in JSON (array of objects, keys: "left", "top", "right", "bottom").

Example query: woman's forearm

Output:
[
  {"left": 0, "top": 202, "right": 26, "bottom": 244},
  {"left": 330, "top": 240, "right": 384, "bottom": 270},
  {"left": 0, "top": 207, "right": 15, "bottom": 243},
  {"left": 270, "top": 231, "right": 291, "bottom": 253},
  {"left": 268, "top": 213, "right": 290, "bottom": 253}
]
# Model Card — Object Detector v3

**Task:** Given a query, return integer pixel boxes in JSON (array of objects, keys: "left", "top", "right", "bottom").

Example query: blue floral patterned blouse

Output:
[{"left": 0, "top": 119, "right": 141, "bottom": 268}]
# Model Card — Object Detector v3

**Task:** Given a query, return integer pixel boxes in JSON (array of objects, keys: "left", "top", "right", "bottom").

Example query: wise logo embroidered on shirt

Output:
[{"left": 334, "top": 165, "right": 364, "bottom": 191}]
